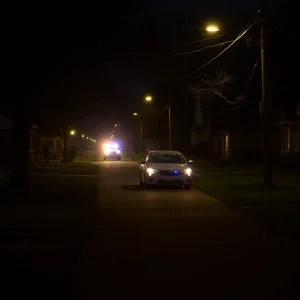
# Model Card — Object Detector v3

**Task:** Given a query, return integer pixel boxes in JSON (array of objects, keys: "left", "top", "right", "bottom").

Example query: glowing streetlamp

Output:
[
  {"left": 82, "top": 134, "right": 85, "bottom": 138},
  {"left": 145, "top": 95, "right": 152, "bottom": 102},
  {"left": 70, "top": 130, "right": 76, "bottom": 135},
  {"left": 206, "top": 25, "right": 219, "bottom": 32},
  {"left": 133, "top": 112, "right": 138, "bottom": 116}
]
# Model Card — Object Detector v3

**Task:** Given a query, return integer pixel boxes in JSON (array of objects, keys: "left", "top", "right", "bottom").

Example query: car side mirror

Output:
[
  {"left": 188, "top": 160, "right": 194, "bottom": 165},
  {"left": 139, "top": 159, "right": 145, "bottom": 164}
]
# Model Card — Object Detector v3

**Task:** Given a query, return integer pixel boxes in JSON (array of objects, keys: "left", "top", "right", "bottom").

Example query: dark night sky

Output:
[{"left": 0, "top": 0, "right": 292, "bottom": 137}]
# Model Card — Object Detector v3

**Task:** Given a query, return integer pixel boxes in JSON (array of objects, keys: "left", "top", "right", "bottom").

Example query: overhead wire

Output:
[
  {"left": 186, "top": 17, "right": 267, "bottom": 78},
  {"left": 243, "top": 59, "right": 259, "bottom": 96},
  {"left": 167, "top": 40, "right": 234, "bottom": 58},
  {"left": 172, "top": 34, "right": 226, "bottom": 48}
]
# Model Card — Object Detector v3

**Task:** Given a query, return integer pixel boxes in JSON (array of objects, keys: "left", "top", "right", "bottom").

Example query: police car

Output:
[
  {"left": 103, "top": 143, "right": 121, "bottom": 160},
  {"left": 139, "top": 150, "right": 193, "bottom": 189}
]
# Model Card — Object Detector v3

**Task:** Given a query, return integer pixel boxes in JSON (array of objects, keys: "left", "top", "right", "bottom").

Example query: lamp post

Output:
[
  {"left": 259, "top": 4, "right": 272, "bottom": 187},
  {"left": 168, "top": 105, "right": 172, "bottom": 150},
  {"left": 133, "top": 112, "right": 143, "bottom": 152}
]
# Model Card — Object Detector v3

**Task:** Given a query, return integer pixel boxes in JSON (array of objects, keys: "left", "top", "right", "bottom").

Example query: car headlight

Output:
[
  {"left": 116, "top": 150, "right": 121, "bottom": 154},
  {"left": 146, "top": 168, "right": 158, "bottom": 176},
  {"left": 184, "top": 168, "right": 192, "bottom": 176},
  {"left": 104, "top": 150, "right": 111, "bottom": 155}
]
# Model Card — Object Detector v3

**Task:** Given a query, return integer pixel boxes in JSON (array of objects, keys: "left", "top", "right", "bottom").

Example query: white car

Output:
[{"left": 139, "top": 150, "right": 193, "bottom": 189}]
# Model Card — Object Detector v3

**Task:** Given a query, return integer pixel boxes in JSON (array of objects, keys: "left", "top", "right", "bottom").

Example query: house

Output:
[
  {"left": 275, "top": 99, "right": 300, "bottom": 170},
  {"left": 210, "top": 111, "right": 264, "bottom": 163},
  {"left": 0, "top": 116, "right": 40, "bottom": 170},
  {"left": 190, "top": 97, "right": 265, "bottom": 163}
]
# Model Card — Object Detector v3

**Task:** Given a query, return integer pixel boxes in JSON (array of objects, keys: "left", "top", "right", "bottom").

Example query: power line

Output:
[
  {"left": 243, "top": 60, "right": 258, "bottom": 95},
  {"left": 188, "top": 38, "right": 220, "bottom": 51},
  {"left": 186, "top": 17, "right": 267, "bottom": 78},
  {"left": 167, "top": 40, "right": 234, "bottom": 58},
  {"left": 172, "top": 34, "right": 226, "bottom": 48}
]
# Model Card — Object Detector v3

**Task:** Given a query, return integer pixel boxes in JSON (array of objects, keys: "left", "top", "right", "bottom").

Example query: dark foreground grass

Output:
[
  {"left": 34, "top": 161, "right": 100, "bottom": 175},
  {"left": 0, "top": 175, "right": 100, "bottom": 299},
  {"left": 193, "top": 171, "right": 300, "bottom": 237}
]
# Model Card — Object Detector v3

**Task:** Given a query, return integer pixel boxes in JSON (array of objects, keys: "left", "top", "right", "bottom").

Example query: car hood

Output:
[{"left": 147, "top": 163, "right": 187, "bottom": 171}]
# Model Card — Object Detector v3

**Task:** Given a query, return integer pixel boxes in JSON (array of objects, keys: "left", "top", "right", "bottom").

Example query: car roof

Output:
[{"left": 148, "top": 150, "right": 183, "bottom": 155}]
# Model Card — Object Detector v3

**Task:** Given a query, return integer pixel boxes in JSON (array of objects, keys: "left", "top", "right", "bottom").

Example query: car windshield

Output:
[{"left": 148, "top": 153, "right": 186, "bottom": 164}]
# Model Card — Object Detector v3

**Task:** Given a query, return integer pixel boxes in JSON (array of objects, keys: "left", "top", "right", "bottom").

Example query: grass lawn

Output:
[
  {"left": 74, "top": 157, "right": 100, "bottom": 163},
  {"left": 34, "top": 161, "right": 100, "bottom": 175},
  {"left": 0, "top": 173, "right": 100, "bottom": 297},
  {"left": 123, "top": 152, "right": 146, "bottom": 162},
  {"left": 192, "top": 157, "right": 263, "bottom": 172},
  {"left": 193, "top": 171, "right": 300, "bottom": 207},
  {"left": 193, "top": 170, "right": 300, "bottom": 237}
]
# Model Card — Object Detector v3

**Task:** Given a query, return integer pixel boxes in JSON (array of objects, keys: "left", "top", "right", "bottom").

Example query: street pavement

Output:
[
  {"left": 85, "top": 161, "right": 288, "bottom": 299},
  {"left": 2, "top": 160, "right": 295, "bottom": 299}
]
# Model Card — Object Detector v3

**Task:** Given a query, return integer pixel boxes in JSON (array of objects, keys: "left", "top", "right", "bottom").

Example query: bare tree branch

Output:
[{"left": 189, "top": 70, "right": 244, "bottom": 104}]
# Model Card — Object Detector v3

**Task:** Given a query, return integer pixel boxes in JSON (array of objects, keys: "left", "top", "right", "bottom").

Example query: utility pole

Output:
[
  {"left": 62, "top": 126, "right": 69, "bottom": 162},
  {"left": 259, "top": 3, "right": 272, "bottom": 187},
  {"left": 140, "top": 120, "right": 143, "bottom": 152},
  {"left": 168, "top": 105, "right": 172, "bottom": 150}
]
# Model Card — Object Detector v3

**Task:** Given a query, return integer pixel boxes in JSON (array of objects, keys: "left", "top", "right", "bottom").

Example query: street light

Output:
[
  {"left": 143, "top": 97, "right": 171, "bottom": 150},
  {"left": 70, "top": 130, "right": 76, "bottom": 135},
  {"left": 133, "top": 112, "right": 143, "bottom": 152},
  {"left": 165, "top": 105, "right": 172, "bottom": 150},
  {"left": 86, "top": 136, "right": 89, "bottom": 139},
  {"left": 206, "top": 25, "right": 219, "bottom": 32},
  {"left": 82, "top": 134, "right": 85, "bottom": 138},
  {"left": 145, "top": 95, "right": 152, "bottom": 102}
]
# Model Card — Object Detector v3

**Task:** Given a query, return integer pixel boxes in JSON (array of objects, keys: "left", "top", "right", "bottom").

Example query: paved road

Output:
[
  {"left": 3, "top": 161, "right": 291, "bottom": 299},
  {"left": 83, "top": 161, "right": 286, "bottom": 299}
]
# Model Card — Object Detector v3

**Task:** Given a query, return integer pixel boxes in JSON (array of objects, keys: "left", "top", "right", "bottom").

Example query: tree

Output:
[{"left": 189, "top": 70, "right": 244, "bottom": 104}]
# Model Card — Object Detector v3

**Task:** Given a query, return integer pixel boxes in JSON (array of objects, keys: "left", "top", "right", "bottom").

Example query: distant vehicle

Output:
[
  {"left": 139, "top": 150, "right": 193, "bottom": 189},
  {"left": 103, "top": 143, "right": 121, "bottom": 160}
]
